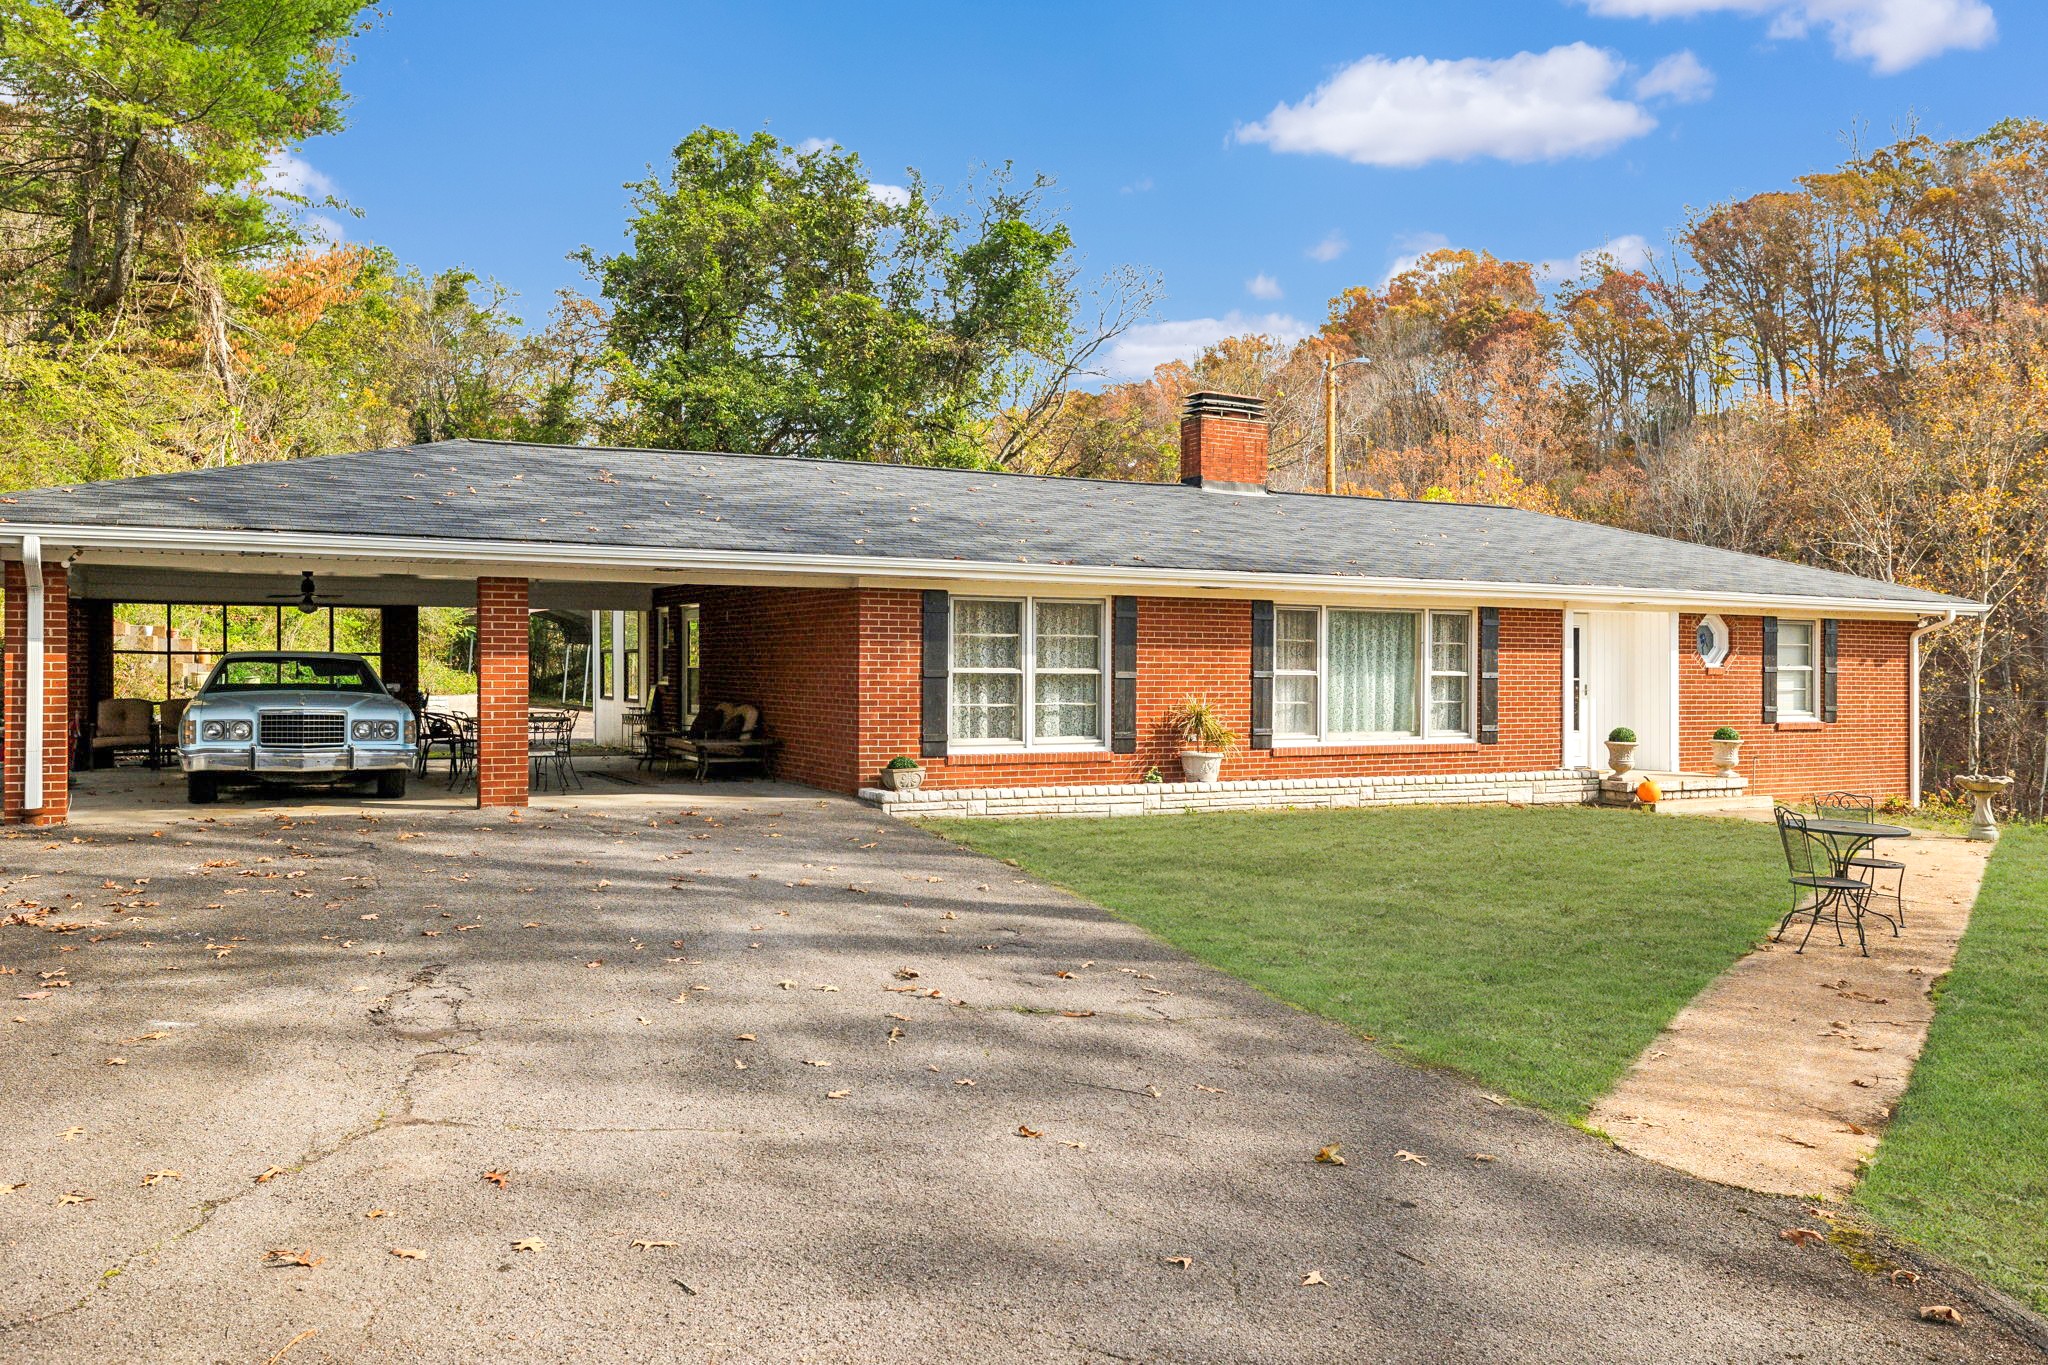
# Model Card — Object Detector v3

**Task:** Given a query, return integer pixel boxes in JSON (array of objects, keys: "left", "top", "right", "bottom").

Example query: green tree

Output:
[{"left": 580, "top": 127, "right": 1091, "bottom": 467}]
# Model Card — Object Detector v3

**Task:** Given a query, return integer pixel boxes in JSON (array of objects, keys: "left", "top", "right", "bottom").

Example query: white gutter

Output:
[
  {"left": 0, "top": 523, "right": 1988, "bottom": 621},
  {"left": 1909, "top": 609, "right": 1962, "bottom": 806},
  {"left": 21, "top": 534, "right": 42, "bottom": 812}
]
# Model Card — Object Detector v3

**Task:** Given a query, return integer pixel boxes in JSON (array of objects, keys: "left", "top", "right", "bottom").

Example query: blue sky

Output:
[{"left": 288, "top": 0, "right": 2040, "bottom": 380}]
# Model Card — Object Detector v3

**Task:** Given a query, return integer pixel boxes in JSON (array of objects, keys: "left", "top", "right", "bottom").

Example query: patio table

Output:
[{"left": 1798, "top": 817, "right": 1911, "bottom": 879}]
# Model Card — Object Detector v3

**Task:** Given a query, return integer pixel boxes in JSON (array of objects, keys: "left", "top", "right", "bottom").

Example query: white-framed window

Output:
[
  {"left": 1695, "top": 613, "right": 1731, "bottom": 668},
  {"left": 1777, "top": 619, "right": 1817, "bottom": 720},
  {"left": 950, "top": 597, "right": 1107, "bottom": 748},
  {"left": 1273, "top": 606, "right": 1475, "bottom": 743}
]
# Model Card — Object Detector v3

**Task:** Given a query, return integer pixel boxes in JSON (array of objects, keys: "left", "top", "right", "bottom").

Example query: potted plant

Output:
[
  {"left": 1605, "top": 726, "right": 1638, "bottom": 777},
  {"left": 1709, "top": 725, "right": 1743, "bottom": 776},
  {"left": 1164, "top": 697, "right": 1237, "bottom": 784},
  {"left": 880, "top": 755, "right": 924, "bottom": 792}
]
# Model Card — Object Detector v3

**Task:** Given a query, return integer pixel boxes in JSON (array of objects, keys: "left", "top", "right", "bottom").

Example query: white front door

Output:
[
  {"left": 1579, "top": 610, "right": 1679, "bottom": 771},
  {"left": 1563, "top": 612, "right": 1592, "bottom": 768}
]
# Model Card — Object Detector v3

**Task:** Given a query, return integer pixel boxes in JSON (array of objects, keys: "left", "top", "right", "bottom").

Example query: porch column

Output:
[
  {"left": 4, "top": 557, "right": 72, "bottom": 825},
  {"left": 380, "top": 605, "right": 421, "bottom": 700},
  {"left": 475, "top": 577, "right": 529, "bottom": 809}
]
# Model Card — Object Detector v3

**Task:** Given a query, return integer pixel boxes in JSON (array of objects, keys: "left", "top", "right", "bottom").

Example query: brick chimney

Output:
[{"left": 1178, "top": 391, "right": 1269, "bottom": 493}]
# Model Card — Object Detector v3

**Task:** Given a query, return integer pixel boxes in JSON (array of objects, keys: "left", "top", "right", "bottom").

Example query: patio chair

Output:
[
  {"left": 157, "top": 698, "right": 189, "bottom": 767},
  {"left": 1813, "top": 790, "right": 1907, "bottom": 926},
  {"left": 90, "top": 698, "right": 156, "bottom": 768},
  {"left": 417, "top": 710, "right": 466, "bottom": 777},
  {"left": 528, "top": 714, "right": 580, "bottom": 792},
  {"left": 689, "top": 703, "right": 781, "bottom": 783},
  {"left": 1774, "top": 806, "right": 1877, "bottom": 956}
]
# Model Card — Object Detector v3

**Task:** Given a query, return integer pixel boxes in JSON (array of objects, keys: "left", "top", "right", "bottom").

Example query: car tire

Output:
[
  {"left": 376, "top": 772, "right": 407, "bottom": 799},
  {"left": 186, "top": 775, "right": 219, "bottom": 805}
]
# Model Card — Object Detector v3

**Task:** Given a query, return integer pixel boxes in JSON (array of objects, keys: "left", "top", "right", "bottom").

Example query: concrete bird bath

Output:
[{"left": 1953, "top": 773, "right": 2014, "bottom": 842}]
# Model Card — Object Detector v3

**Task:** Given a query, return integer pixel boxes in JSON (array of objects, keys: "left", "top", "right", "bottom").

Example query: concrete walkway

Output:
[
  {"left": 1, "top": 800, "right": 2033, "bottom": 1362},
  {"left": 1590, "top": 828, "right": 1991, "bottom": 1198}
]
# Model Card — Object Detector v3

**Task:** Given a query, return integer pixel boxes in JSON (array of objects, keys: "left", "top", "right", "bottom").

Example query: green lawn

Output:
[
  {"left": 929, "top": 805, "right": 1785, "bottom": 1116},
  {"left": 1855, "top": 826, "right": 2048, "bottom": 1312}
]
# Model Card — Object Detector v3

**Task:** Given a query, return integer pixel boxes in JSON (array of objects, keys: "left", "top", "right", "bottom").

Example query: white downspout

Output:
[
  {"left": 1909, "top": 609, "right": 1960, "bottom": 807},
  {"left": 22, "top": 535, "right": 43, "bottom": 812}
]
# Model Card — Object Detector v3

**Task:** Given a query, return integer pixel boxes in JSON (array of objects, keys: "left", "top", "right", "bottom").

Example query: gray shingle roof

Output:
[{"left": 0, "top": 439, "right": 1971, "bottom": 610}]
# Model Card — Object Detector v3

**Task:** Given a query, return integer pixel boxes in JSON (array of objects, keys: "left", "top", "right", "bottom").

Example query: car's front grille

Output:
[{"left": 258, "top": 711, "right": 347, "bottom": 749}]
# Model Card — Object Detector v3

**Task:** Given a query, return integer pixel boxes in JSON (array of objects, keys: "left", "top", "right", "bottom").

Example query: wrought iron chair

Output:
[
  {"left": 1812, "top": 790, "right": 1907, "bottom": 926},
  {"left": 528, "top": 714, "right": 581, "bottom": 792},
  {"left": 1774, "top": 806, "right": 1878, "bottom": 955},
  {"left": 417, "top": 711, "right": 465, "bottom": 777}
]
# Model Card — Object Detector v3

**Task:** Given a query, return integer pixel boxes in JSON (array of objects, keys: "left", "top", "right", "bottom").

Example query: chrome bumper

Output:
[{"left": 181, "top": 747, "right": 413, "bottom": 775}]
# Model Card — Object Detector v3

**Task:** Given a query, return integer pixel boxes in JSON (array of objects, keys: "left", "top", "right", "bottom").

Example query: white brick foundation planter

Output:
[{"left": 861, "top": 769, "right": 1606, "bottom": 819}]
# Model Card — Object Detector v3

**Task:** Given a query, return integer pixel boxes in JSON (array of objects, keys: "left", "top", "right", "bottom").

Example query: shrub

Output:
[
  {"left": 1712, "top": 725, "right": 1741, "bottom": 741},
  {"left": 1607, "top": 726, "right": 1637, "bottom": 743},
  {"left": 885, "top": 755, "right": 920, "bottom": 770},
  {"left": 1142, "top": 766, "right": 1163, "bottom": 784}
]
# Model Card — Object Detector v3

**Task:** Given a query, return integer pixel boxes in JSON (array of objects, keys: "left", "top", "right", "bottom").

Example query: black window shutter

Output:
[
  {"left": 1249, "top": 600, "right": 1274, "bottom": 751},
  {"left": 1820, "top": 618, "right": 1839, "bottom": 723},
  {"left": 1760, "top": 616, "right": 1779, "bottom": 724},
  {"left": 1111, "top": 596, "right": 1138, "bottom": 754},
  {"left": 920, "top": 590, "right": 950, "bottom": 758},
  {"left": 1477, "top": 607, "right": 1501, "bottom": 745}
]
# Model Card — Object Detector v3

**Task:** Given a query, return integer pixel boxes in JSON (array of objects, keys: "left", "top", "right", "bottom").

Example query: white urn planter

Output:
[
  {"left": 880, "top": 766, "right": 925, "bottom": 793},
  {"left": 1710, "top": 738, "right": 1743, "bottom": 776},
  {"left": 1954, "top": 773, "right": 2013, "bottom": 842},
  {"left": 1604, "top": 740, "right": 1638, "bottom": 778},
  {"left": 1180, "top": 751, "right": 1223, "bottom": 784}
]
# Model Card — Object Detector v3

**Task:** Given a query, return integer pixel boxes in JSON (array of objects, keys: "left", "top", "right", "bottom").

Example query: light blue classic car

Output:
[{"left": 178, "top": 652, "right": 416, "bottom": 804}]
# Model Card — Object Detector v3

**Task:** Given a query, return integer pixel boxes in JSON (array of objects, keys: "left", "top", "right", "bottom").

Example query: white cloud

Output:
[
  {"left": 260, "top": 151, "right": 336, "bottom": 200},
  {"left": 1246, "top": 272, "right": 1284, "bottom": 300},
  {"left": 1102, "top": 311, "right": 1308, "bottom": 381},
  {"left": 1307, "top": 230, "right": 1349, "bottom": 263},
  {"left": 1580, "top": 0, "right": 1996, "bottom": 73},
  {"left": 1380, "top": 231, "right": 1453, "bottom": 287},
  {"left": 1634, "top": 49, "right": 1716, "bottom": 101},
  {"left": 1121, "top": 176, "right": 1155, "bottom": 194},
  {"left": 795, "top": 136, "right": 835, "bottom": 154},
  {"left": 1539, "top": 232, "right": 1656, "bottom": 279},
  {"left": 867, "top": 182, "right": 911, "bottom": 208},
  {"left": 1238, "top": 43, "right": 1657, "bottom": 168}
]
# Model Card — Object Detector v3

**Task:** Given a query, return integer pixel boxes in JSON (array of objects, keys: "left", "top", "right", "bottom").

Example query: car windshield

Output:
[{"left": 205, "top": 655, "right": 382, "bottom": 693}]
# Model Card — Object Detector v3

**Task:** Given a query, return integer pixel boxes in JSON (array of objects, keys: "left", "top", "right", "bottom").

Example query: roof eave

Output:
[{"left": 0, "top": 522, "right": 1984, "bottom": 620}]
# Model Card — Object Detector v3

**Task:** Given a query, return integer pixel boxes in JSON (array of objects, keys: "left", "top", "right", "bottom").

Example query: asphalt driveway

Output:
[{"left": 0, "top": 795, "right": 2036, "bottom": 1364}]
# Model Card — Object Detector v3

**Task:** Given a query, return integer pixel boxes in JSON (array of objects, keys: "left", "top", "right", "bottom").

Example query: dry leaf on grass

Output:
[
  {"left": 1919, "top": 1305, "right": 1964, "bottom": 1325},
  {"left": 1890, "top": 1268, "right": 1922, "bottom": 1285},
  {"left": 1314, "top": 1145, "right": 1346, "bottom": 1166}
]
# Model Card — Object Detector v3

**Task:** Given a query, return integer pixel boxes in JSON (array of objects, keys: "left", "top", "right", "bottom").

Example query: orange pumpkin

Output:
[{"left": 1636, "top": 778, "right": 1662, "bottom": 805}]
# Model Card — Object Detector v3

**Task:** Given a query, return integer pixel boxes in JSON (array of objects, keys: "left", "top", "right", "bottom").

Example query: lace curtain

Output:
[{"left": 1327, "top": 610, "right": 1417, "bottom": 736}]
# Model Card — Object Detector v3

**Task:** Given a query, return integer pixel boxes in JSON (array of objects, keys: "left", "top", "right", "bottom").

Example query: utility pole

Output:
[{"left": 1323, "top": 352, "right": 1371, "bottom": 495}]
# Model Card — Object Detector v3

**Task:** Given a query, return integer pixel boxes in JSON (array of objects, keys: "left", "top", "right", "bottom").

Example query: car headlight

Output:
[
  {"left": 201, "top": 719, "right": 253, "bottom": 741},
  {"left": 352, "top": 719, "right": 400, "bottom": 741},
  {"left": 230, "top": 720, "right": 252, "bottom": 741},
  {"left": 201, "top": 720, "right": 226, "bottom": 741}
]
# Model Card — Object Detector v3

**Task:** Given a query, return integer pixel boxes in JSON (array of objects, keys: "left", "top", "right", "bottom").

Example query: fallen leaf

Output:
[
  {"left": 632, "top": 1239, "right": 678, "bottom": 1251},
  {"left": 389, "top": 1248, "right": 425, "bottom": 1260},
  {"left": 955, "top": 1077, "right": 976, "bottom": 1086},
  {"left": 364, "top": 1209, "right": 391, "bottom": 1219},
  {"left": 264, "top": 1247, "right": 324, "bottom": 1268},
  {"left": 1060, "top": 1139, "right": 1088, "bottom": 1151},
  {"left": 58, "top": 1125, "right": 85, "bottom": 1141},
  {"left": 1395, "top": 1150, "right": 1428, "bottom": 1166},
  {"left": 1315, "top": 1144, "right": 1346, "bottom": 1166},
  {"left": 893, "top": 967, "right": 919, "bottom": 980},
  {"left": 1469, "top": 1153, "right": 1497, "bottom": 1163},
  {"left": 732, "top": 1058, "right": 747, "bottom": 1070},
  {"left": 1919, "top": 1305, "right": 1963, "bottom": 1325},
  {"left": 0, "top": 1181, "right": 26, "bottom": 1195},
  {"left": 482, "top": 1170, "right": 511, "bottom": 1188},
  {"left": 1301, "top": 1270, "right": 1327, "bottom": 1286},
  {"left": 801, "top": 1059, "right": 832, "bottom": 1068},
  {"left": 512, "top": 1238, "right": 544, "bottom": 1252},
  {"left": 1164, "top": 1256, "right": 1192, "bottom": 1269},
  {"left": 254, "top": 1165, "right": 289, "bottom": 1183},
  {"left": 826, "top": 1089, "right": 851, "bottom": 1099},
  {"left": 1890, "top": 1268, "right": 1922, "bottom": 1285},
  {"left": 1017, "top": 1125, "right": 1043, "bottom": 1139},
  {"left": 57, "top": 1190, "right": 93, "bottom": 1205},
  {"left": 734, "top": 1034, "right": 756, "bottom": 1042},
  {"left": 1780, "top": 1228, "right": 1826, "bottom": 1247},
  {"left": 140, "top": 1169, "right": 183, "bottom": 1186}
]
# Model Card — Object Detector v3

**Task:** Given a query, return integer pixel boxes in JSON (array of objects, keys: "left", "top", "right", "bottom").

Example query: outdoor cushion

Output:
[{"left": 92, "top": 698, "right": 154, "bottom": 749}]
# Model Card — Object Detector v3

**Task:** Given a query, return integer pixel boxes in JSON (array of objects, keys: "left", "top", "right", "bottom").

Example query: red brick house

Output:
[{"left": 0, "top": 393, "right": 1977, "bottom": 824}]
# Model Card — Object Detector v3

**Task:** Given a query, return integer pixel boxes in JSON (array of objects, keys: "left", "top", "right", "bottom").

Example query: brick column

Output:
[
  {"left": 475, "top": 577, "right": 529, "bottom": 808},
  {"left": 4, "top": 561, "right": 72, "bottom": 825},
  {"left": 379, "top": 605, "right": 421, "bottom": 700}
]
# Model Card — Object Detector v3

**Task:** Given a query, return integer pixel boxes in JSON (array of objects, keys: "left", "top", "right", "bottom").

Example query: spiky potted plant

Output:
[
  {"left": 1605, "top": 726, "right": 1638, "bottom": 778},
  {"left": 880, "top": 755, "right": 924, "bottom": 792},
  {"left": 1710, "top": 725, "right": 1742, "bottom": 776},
  {"left": 1165, "top": 697, "right": 1237, "bottom": 784}
]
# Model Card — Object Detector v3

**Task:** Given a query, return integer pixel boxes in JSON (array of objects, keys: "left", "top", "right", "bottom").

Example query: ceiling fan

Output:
[{"left": 267, "top": 569, "right": 344, "bottom": 615}]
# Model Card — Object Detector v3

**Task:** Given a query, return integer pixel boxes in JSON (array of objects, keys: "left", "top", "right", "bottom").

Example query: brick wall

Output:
[
  {"left": 1178, "top": 415, "right": 1267, "bottom": 486},
  {"left": 1678, "top": 613, "right": 1912, "bottom": 801},
  {"left": 3, "top": 562, "right": 71, "bottom": 824},
  {"left": 855, "top": 593, "right": 1564, "bottom": 791},
  {"left": 656, "top": 585, "right": 861, "bottom": 791},
  {"left": 475, "top": 577, "right": 530, "bottom": 808}
]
